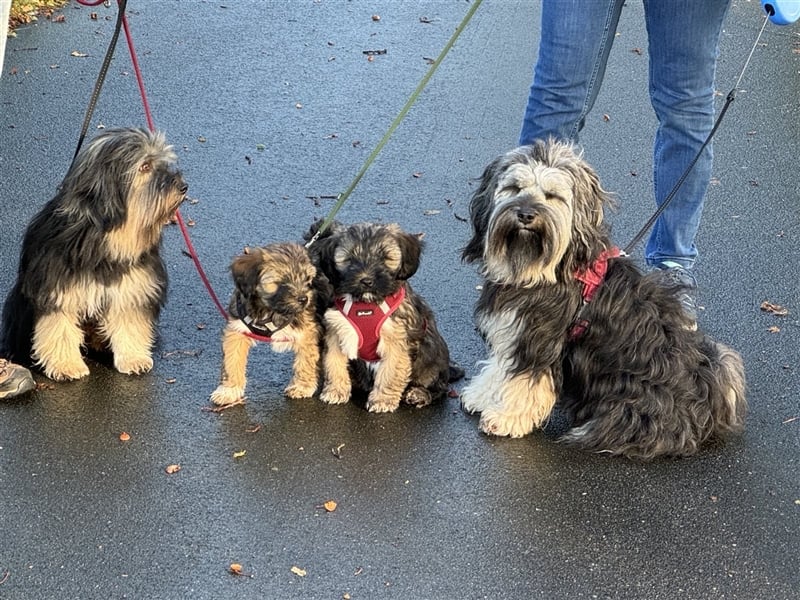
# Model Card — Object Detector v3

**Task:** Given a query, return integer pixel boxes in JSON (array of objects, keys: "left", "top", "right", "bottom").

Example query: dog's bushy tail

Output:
[{"left": 707, "top": 341, "right": 747, "bottom": 436}]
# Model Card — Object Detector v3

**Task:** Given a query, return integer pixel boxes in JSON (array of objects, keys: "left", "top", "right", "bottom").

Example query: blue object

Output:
[{"left": 761, "top": 0, "right": 800, "bottom": 25}]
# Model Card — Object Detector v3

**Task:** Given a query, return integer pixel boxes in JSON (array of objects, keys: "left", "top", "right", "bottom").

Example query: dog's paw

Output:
[
  {"left": 115, "top": 355, "right": 154, "bottom": 376},
  {"left": 285, "top": 381, "right": 317, "bottom": 400},
  {"left": 366, "top": 391, "right": 401, "bottom": 413},
  {"left": 210, "top": 385, "right": 245, "bottom": 406},
  {"left": 478, "top": 409, "right": 534, "bottom": 438},
  {"left": 403, "top": 386, "right": 432, "bottom": 408},
  {"left": 459, "top": 388, "right": 487, "bottom": 415},
  {"left": 320, "top": 385, "right": 351, "bottom": 405},
  {"left": 43, "top": 359, "right": 90, "bottom": 382}
]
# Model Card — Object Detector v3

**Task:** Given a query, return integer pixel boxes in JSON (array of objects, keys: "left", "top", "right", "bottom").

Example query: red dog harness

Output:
[
  {"left": 334, "top": 287, "right": 406, "bottom": 362},
  {"left": 569, "top": 246, "right": 621, "bottom": 339}
]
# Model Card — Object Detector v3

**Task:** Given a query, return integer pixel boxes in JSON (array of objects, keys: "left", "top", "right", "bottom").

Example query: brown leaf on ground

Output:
[
  {"left": 323, "top": 500, "right": 338, "bottom": 512},
  {"left": 165, "top": 464, "right": 181, "bottom": 474},
  {"left": 229, "top": 563, "right": 244, "bottom": 575},
  {"left": 119, "top": 432, "right": 131, "bottom": 442},
  {"left": 290, "top": 566, "right": 307, "bottom": 577},
  {"left": 760, "top": 301, "right": 789, "bottom": 316}
]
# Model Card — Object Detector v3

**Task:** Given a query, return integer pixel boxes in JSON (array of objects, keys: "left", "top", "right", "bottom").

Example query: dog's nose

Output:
[
  {"left": 517, "top": 208, "right": 535, "bottom": 225},
  {"left": 297, "top": 294, "right": 308, "bottom": 306},
  {"left": 359, "top": 276, "right": 374, "bottom": 288}
]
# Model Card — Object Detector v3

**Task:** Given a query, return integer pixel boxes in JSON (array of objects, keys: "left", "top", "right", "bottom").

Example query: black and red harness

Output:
[
  {"left": 334, "top": 287, "right": 407, "bottom": 362},
  {"left": 569, "top": 247, "right": 621, "bottom": 340}
]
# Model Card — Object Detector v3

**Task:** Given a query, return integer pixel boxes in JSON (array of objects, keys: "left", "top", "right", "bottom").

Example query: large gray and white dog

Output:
[
  {"left": 461, "top": 139, "right": 746, "bottom": 459},
  {"left": 1, "top": 128, "right": 187, "bottom": 381}
]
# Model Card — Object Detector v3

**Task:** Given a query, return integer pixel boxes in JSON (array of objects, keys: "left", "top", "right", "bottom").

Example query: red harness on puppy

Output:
[
  {"left": 334, "top": 287, "right": 406, "bottom": 362},
  {"left": 569, "top": 247, "right": 621, "bottom": 340}
]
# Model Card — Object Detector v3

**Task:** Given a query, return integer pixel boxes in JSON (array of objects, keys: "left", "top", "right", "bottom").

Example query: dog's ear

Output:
[
  {"left": 462, "top": 157, "right": 503, "bottom": 264},
  {"left": 562, "top": 151, "right": 615, "bottom": 265},
  {"left": 230, "top": 249, "right": 265, "bottom": 298},
  {"left": 393, "top": 228, "right": 423, "bottom": 280},
  {"left": 307, "top": 232, "right": 341, "bottom": 287}
]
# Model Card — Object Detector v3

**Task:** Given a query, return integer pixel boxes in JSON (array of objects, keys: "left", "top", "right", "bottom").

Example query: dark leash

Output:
[
  {"left": 623, "top": 8, "right": 773, "bottom": 255},
  {"left": 71, "top": 0, "right": 127, "bottom": 163}
]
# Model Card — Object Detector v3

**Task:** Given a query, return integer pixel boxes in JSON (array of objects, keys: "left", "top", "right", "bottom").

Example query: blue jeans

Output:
[{"left": 519, "top": 0, "right": 731, "bottom": 269}]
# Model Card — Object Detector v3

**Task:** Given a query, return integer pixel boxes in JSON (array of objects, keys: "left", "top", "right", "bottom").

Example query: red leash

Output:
[{"left": 76, "top": 0, "right": 273, "bottom": 343}]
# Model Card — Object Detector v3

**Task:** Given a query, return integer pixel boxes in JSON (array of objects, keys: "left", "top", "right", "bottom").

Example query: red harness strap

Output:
[
  {"left": 334, "top": 287, "right": 406, "bottom": 362},
  {"left": 569, "top": 247, "right": 620, "bottom": 339}
]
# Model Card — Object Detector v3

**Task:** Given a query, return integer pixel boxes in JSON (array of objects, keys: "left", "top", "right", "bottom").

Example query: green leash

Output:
[{"left": 305, "top": 0, "right": 483, "bottom": 248}]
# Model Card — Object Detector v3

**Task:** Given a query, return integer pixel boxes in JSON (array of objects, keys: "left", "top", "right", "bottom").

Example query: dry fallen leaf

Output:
[
  {"left": 229, "top": 563, "right": 244, "bottom": 575},
  {"left": 290, "top": 566, "right": 307, "bottom": 577},
  {"left": 371, "top": 14, "right": 380, "bottom": 21},
  {"left": 70, "top": 50, "right": 88, "bottom": 57},
  {"left": 233, "top": 450, "right": 246, "bottom": 459},
  {"left": 119, "top": 432, "right": 131, "bottom": 442},
  {"left": 767, "top": 326, "right": 781, "bottom": 333},
  {"left": 760, "top": 301, "right": 789, "bottom": 316},
  {"left": 165, "top": 464, "right": 181, "bottom": 474},
  {"left": 323, "top": 500, "right": 338, "bottom": 512}
]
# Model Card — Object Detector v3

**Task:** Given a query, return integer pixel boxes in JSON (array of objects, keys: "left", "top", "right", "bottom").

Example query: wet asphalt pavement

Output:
[{"left": 0, "top": 1, "right": 798, "bottom": 599}]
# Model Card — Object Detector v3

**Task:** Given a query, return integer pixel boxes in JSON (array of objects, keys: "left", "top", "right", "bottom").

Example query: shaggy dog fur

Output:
[
  {"left": 1, "top": 128, "right": 187, "bottom": 381},
  {"left": 309, "top": 221, "right": 452, "bottom": 412},
  {"left": 460, "top": 140, "right": 746, "bottom": 459},
  {"left": 210, "top": 243, "right": 332, "bottom": 406}
]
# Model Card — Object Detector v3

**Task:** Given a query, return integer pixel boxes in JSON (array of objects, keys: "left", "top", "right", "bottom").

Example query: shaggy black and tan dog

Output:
[
  {"left": 210, "top": 243, "right": 332, "bottom": 406},
  {"left": 309, "top": 221, "right": 452, "bottom": 412},
  {"left": 0, "top": 128, "right": 187, "bottom": 381},
  {"left": 461, "top": 139, "right": 746, "bottom": 459}
]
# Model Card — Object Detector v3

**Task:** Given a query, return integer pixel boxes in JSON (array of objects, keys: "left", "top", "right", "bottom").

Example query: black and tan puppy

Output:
[
  {"left": 210, "top": 243, "right": 332, "bottom": 406},
  {"left": 461, "top": 139, "right": 746, "bottom": 459},
  {"left": 1, "top": 128, "right": 187, "bottom": 381},
  {"left": 309, "top": 221, "right": 451, "bottom": 412}
]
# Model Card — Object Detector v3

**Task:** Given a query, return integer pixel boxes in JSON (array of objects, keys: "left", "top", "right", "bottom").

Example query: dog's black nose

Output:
[
  {"left": 360, "top": 276, "right": 374, "bottom": 288},
  {"left": 297, "top": 294, "right": 308, "bottom": 306},
  {"left": 517, "top": 208, "right": 535, "bottom": 225}
]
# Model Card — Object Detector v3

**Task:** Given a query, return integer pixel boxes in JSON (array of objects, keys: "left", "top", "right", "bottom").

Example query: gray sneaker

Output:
[
  {"left": 653, "top": 261, "right": 698, "bottom": 327},
  {"left": 0, "top": 359, "right": 36, "bottom": 399}
]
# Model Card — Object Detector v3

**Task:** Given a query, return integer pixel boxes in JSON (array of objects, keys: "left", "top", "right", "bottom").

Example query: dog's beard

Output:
[
  {"left": 482, "top": 198, "right": 573, "bottom": 287},
  {"left": 336, "top": 267, "right": 399, "bottom": 303}
]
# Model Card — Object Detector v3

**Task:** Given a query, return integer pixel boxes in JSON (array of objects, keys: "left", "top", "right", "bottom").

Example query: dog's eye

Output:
[
  {"left": 497, "top": 185, "right": 520, "bottom": 198},
  {"left": 139, "top": 161, "right": 152, "bottom": 173}
]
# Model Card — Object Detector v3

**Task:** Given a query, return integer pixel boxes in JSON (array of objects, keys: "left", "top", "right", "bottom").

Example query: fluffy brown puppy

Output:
[
  {"left": 1, "top": 128, "right": 187, "bottom": 381},
  {"left": 210, "top": 243, "right": 332, "bottom": 406},
  {"left": 309, "top": 221, "right": 452, "bottom": 413},
  {"left": 461, "top": 139, "right": 746, "bottom": 459}
]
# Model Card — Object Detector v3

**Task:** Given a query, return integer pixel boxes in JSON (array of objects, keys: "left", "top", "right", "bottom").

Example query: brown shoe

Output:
[{"left": 0, "top": 359, "right": 36, "bottom": 399}]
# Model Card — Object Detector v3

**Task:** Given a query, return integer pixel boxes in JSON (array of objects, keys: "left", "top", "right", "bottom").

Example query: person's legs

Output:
[
  {"left": 519, "top": 0, "right": 626, "bottom": 145},
  {"left": 643, "top": 0, "right": 731, "bottom": 269}
]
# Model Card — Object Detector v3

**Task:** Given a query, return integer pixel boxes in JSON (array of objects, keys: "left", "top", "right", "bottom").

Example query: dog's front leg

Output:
[
  {"left": 210, "top": 323, "right": 255, "bottom": 406},
  {"left": 462, "top": 354, "right": 557, "bottom": 437},
  {"left": 32, "top": 312, "right": 90, "bottom": 381},
  {"left": 102, "top": 305, "right": 156, "bottom": 376},
  {"left": 320, "top": 311, "right": 354, "bottom": 405},
  {"left": 284, "top": 327, "right": 321, "bottom": 400},
  {"left": 367, "top": 323, "right": 411, "bottom": 413},
  {"left": 478, "top": 367, "right": 557, "bottom": 437}
]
